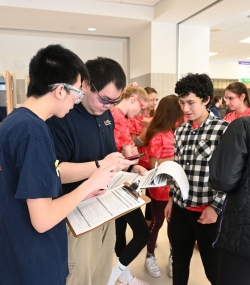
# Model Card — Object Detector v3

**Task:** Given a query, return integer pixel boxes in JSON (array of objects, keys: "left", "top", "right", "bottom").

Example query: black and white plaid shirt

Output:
[{"left": 170, "top": 112, "right": 229, "bottom": 211}]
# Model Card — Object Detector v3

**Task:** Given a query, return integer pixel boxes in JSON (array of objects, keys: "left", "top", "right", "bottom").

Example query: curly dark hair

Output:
[{"left": 175, "top": 73, "right": 213, "bottom": 103}]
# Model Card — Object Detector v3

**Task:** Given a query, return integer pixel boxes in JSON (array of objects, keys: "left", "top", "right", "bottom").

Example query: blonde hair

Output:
[{"left": 121, "top": 82, "right": 149, "bottom": 102}]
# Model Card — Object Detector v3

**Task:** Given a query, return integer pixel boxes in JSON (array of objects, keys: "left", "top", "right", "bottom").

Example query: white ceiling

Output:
[{"left": 0, "top": 0, "right": 249, "bottom": 61}]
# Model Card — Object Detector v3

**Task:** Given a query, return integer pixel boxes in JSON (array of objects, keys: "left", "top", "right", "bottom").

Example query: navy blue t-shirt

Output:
[
  {"left": 0, "top": 108, "right": 68, "bottom": 285},
  {"left": 46, "top": 103, "right": 117, "bottom": 194},
  {"left": 210, "top": 105, "right": 222, "bottom": 119}
]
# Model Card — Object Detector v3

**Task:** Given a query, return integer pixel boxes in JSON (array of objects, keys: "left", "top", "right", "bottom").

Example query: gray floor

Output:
[{"left": 113, "top": 206, "right": 210, "bottom": 285}]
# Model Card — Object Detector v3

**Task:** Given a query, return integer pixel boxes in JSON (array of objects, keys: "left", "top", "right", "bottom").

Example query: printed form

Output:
[{"left": 67, "top": 186, "right": 145, "bottom": 236}]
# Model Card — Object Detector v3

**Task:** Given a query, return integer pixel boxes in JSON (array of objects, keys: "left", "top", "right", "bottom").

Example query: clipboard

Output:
[{"left": 66, "top": 191, "right": 151, "bottom": 238}]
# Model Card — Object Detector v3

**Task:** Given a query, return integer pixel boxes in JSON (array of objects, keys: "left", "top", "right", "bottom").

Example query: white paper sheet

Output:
[
  {"left": 107, "top": 161, "right": 189, "bottom": 200},
  {"left": 67, "top": 186, "right": 145, "bottom": 236}
]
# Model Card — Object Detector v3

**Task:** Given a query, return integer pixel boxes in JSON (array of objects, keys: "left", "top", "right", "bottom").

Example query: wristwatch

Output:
[
  {"left": 95, "top": 160, "right": 100, "bottom": 168},
  {"left": 127, "top": 164, "right": 136, "bottom": 172}
]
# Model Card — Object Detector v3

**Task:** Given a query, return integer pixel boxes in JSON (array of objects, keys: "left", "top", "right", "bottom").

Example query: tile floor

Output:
[{"left": 113, "top": 207, "right": 210, "bottom": 285}]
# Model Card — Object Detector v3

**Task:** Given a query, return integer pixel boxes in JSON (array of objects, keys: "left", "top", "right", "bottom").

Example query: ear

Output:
[
  {"left": 130, "top": 97, "right": 136, "bottom": 104},
  {"left": 53, "top": 85, "right": 65, "bottom": 100},
  {"left": 240, "top": 93, "right": 246, "bottom": 101},
  {"left": 81, "top": 80, "right": 89, "bottom": 92},
  {"left": 204, "top": 96, "right": 210, "bottom": 106}
]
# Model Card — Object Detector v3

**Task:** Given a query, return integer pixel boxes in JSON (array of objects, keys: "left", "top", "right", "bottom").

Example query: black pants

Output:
[
  {"left": 115, "top": 207, "right": 150, "bottom": 266},
  {"left": 217, "top": 250, "right": 250, "bottom": 285},
  {"left": 171, "top": 203, "right": 219, "bottom": 285}
]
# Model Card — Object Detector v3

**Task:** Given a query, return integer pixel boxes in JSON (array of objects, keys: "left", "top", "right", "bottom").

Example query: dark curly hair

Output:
[{"left": 175, "top": 73, "right": 213, "bottom": 103}]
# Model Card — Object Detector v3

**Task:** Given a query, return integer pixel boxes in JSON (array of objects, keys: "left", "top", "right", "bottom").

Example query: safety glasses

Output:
[
  {"left": 92, "top": 84, "right": 121, "bottom": 105},
  {"left": 49, "top": 83, "right": 85, "bottom": 104},
  {"left": 130, "top": 95, "right": 145, "bottom": 110}
]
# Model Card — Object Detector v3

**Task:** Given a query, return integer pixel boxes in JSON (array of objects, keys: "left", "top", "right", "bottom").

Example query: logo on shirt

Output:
[
  {"left": 0, "top": 166, "right": 2, "bottom": 171},
  {"left": 104, "top": 120, "right": 111, "bottom": 126},
  {"left": 54, "top": 160, "right": 60, "bottom": 177}
]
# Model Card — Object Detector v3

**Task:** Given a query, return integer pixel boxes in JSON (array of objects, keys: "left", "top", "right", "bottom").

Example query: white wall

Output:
[
  {"left": 130, "top": 23, "right": 151, "bottom": 79},
  {"left": 179, "top": 25, "right": 210, "bottom": 75},
  {"left": 0, "top": 30, "right": 128, "bottom": 79},
  {"left": 209, "top": 59, "right": 238, "bottom": 79},
  {"left": 151, "top": 22, "right": 176, "bottom": 74}
]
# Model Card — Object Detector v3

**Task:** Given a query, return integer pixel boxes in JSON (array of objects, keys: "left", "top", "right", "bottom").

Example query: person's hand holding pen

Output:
[
  {"left": 100, "top": 152, "right": 134, "bottom": 172},
  {"left": 81, "top": 164, "right": 116, "bottom": 200}
]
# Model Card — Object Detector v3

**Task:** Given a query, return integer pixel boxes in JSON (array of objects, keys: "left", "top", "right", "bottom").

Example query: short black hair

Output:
[
  {"left": 27, "top": 44, "right": 89, "bottom": 98},
  {"left": 86, "top": 57, "right": 126, "bottom": 93},
  {"left": 175, "top": 73, "right": 213, "bottom": 102}
]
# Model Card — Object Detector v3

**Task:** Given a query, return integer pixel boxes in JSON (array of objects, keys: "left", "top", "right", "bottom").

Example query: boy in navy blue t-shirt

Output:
[{"left": 0, "top": 44, "right": 116, "bottom": 285}]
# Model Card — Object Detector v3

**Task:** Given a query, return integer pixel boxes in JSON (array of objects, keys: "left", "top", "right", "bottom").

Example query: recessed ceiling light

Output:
[
  {"left": 240, "top": 37, "right": 250, "bottom": 43},
  {"left": 209, "top": 52, "right": 218, "bottom": 57},
  {"left": 88, "top": 28, "right": 96, "bottom": 32}
]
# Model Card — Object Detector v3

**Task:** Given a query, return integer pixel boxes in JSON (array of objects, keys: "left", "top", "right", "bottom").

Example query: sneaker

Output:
[
  {"left": 118, "top": 276, "right": 149, "bottom": 285},
  {"left": 167, "top": 254, "right": 173, "bottom": 278},
  {"left": 144, "top": 255, "right": 161, "bottom": 277}
]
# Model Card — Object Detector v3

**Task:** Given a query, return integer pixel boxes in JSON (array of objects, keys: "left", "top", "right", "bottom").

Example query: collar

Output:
[
  {"left": 186, "top": 110, "right": 216, "bottom": 129},
  {"left": 74, "top": 102, "right": 88, "bottom": 114}
]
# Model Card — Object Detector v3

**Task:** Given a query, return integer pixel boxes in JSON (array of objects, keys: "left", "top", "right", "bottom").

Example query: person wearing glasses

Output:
[
  {"left": 127, "top": 87, "right": 158, "bottom": 227},
  {"left": 46, "top": 58, "right": 147, "bottom": 285},
  {"left": 111, "top": 82, "right": 149, "bottom": 158},
  {"left": 223, "top": 82, "right": 250, "bottom": 123},
  {"left": 0, "top": 45, "right": 116, "bottom": 285},
  {"left": 107, "top": 82, "right": 150, "bottom": 285},
  {"left": 164, "top": 73, "right": 229, "bottom": 285}
]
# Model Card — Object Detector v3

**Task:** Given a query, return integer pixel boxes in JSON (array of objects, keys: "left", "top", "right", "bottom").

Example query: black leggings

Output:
[
  {"left": 115, "top": 207, "right": 150, "bottom": 266},
  {"left": 147, "top": 199, "right": 171, "bottom": 254},
  {"left": 217, "top": 250, "right": 250, "bottom": 285},
  {"left": 144, "top": 189, "right": 152, "bottom": 221}
]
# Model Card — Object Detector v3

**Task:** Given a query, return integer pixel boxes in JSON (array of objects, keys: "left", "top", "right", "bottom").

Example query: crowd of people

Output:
[{"left": 0, "top": 44, "right": 250, "bottom": 285}]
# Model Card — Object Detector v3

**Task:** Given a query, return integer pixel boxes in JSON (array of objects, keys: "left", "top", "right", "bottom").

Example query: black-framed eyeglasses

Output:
[
  {"left": 49, "top": 83, "right": 85, "bottom": 104},
  {"left": 92, "top": 84, "right": 121, "bottom": 105}
]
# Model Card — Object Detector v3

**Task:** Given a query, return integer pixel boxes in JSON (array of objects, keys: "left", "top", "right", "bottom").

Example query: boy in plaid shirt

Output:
[{"left": 165, "top": 73, "right": 228, "bottom": 285}]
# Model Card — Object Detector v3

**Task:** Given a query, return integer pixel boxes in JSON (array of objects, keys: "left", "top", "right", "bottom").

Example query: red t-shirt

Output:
[
  {"left": 147, "top": 131, "right": 174, "bottom": 201},
  {"left": 111, "top": 107, "right": 133, "bottom": 152},
  {"left": 127, "top": 115, "right": 152, "bottom": 169},
  {"left": 224, "top": 108, "right": 250, "bottom": 123}
]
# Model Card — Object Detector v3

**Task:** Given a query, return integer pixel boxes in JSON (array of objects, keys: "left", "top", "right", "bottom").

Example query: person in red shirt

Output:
[
  {"left": 143, "top": 95, "right": 184, "bottom": 279},
  {"left": 111, "top": 82, "right": 149, "bottom": 158},
  {"left": 223, "top": 82, "right": 250, "bottom": 122},
  {"left": 108, "top": 83, "right": 150, "bottom": 285},
  {"left": 127, "top": 87, "right": 159, "bottom": 226}
]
